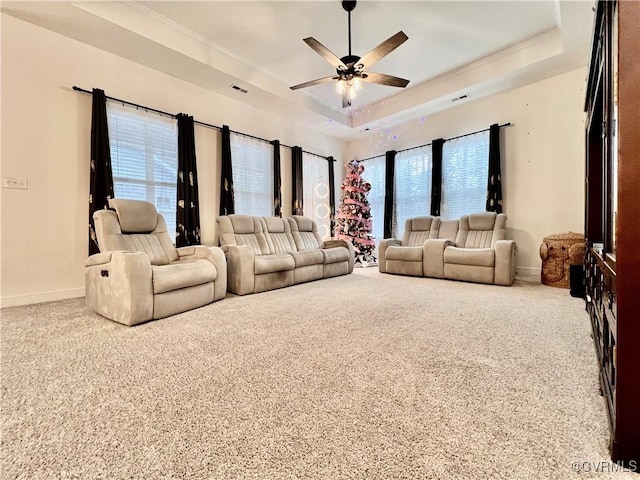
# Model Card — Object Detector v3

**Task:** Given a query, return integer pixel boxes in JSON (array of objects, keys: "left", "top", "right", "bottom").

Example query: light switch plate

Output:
[{"left": 2, "top": 176, "right": 28, "bottom": 189}]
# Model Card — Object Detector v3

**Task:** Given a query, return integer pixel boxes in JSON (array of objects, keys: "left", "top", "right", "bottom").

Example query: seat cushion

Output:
[
  {"left": 254, "top": 253, "right": 295, "bottom": 274},
  {"left": 152, "top": 259, "right": 217, "bottom": 294},
  {"left": 322, "top": 247, "right": 350, "bottom": 264},
  {"left": 290, "top": 249, "right": 324, "bottom": 267},
  {"left": 444, "top": 247, "right": 495, "bottom": 267},
  {"left": 386, "top": 245, "right": 423, "bottom": 262}
]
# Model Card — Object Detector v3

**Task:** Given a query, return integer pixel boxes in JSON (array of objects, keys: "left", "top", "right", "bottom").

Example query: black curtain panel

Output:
[
  {"left": 383, "top": 150, "right": 396, "bottom": 239},
  {"left": 430, "top": 138, "right": 444, "bottom": 217},
  {"left": 327, "top": 156, "right": 336, "bottom": 236},
  {"left": 486, "top": 123, "right": 503, "bottom": 213},
  {"left": 176, "top": 114, "right": 201, "bottom": 247},
  {"left": 291, "top": 146, "right": 304, "bottom": 215},
  {"left": 271, "top": 140, "right": 282, "bottom": 217},
  {"left": 219, "top": 124, "right": 235, "bottom": 215},
  {"left": 88, "top": 88, "right": 114, "bottom": 255}
]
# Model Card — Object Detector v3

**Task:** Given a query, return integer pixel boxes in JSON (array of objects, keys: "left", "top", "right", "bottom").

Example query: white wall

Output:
[
  {"left": 1, "top": 13, "right": 587, "bottom": 306},
  {"left": 0, "top": 14, "right": 345, "bottom": 306},
  {"left": 347, "top": 67, "right": 587, "bottom": 280}
]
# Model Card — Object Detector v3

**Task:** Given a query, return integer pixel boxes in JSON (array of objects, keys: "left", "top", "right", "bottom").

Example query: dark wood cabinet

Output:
[{"left": 584, "top": 0, "right": 640, "bottom": 463}]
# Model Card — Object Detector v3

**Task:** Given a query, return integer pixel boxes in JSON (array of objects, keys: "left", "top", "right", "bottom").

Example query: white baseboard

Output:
[
  {"left": 1, "top": 288, "right": 85, "bottom": 308},
  {"left": 516, "top": 266, "right": 541, "bottom": 283}
]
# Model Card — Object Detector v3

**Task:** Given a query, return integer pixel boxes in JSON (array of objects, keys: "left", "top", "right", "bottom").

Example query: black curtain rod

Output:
[
  {"left": 72, "top": 86, "right": 334, "bottom": 161},
  {"left": 359, "top": 122, "right": 512, "bottom": 162},
  {"left": 445, "top": 122, "right": 511, "bottom": 143}
]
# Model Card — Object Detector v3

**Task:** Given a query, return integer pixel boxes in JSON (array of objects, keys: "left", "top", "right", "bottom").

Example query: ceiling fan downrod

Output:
[
  {"left": 340, "top": 1, "right": 361, "bottom": 71},
  {"left": 343, "top": 0, "right": 356, "bottom": 57}
]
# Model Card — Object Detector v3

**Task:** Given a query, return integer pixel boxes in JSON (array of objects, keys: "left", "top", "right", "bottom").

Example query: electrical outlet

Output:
[{"left": 2, "top": 176, "right": 28, "bottom": 190}]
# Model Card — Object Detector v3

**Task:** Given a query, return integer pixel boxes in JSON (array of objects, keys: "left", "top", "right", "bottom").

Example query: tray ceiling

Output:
[{"left": 1, "top": 1, "right": 594, "bottom": 140}]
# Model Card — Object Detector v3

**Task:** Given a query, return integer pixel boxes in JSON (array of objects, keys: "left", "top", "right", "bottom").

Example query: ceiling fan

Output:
[{"left": 290, "top": 0, "right": 410, "bottom": 108}]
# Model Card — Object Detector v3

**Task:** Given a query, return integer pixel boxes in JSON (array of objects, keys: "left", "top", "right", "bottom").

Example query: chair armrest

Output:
[
  {"left": 423, "top": 239, "right": 454, "bottom": 278},
  {"left": 324, "top": 239, "right": 355, "bottom": 272},
  {"left": 177, "top": 245, "right": 224, "bottom": 264},
  {"left": 177, "top": 246, "right": 228, "bottom": 300},
  {"left": 323, "top": 239, "right": 347, "bottom": 249},
  {"left": 84, "top": 251, "right": 153, "bottom": 326},
  {"left": 176, "top": 246, "right": 196, "bottom": 257},
  {"left": 85, "top": 251, "right": 117, "bottom": 267},
  {"left": 377, "top": 238, "right": 401, "bottom": 273},
  {"left": 494, "top": 240, "right": 517, "bottom": 286},
  {"left": 225, "top": 244, "right": 256, "bottom": 295}
]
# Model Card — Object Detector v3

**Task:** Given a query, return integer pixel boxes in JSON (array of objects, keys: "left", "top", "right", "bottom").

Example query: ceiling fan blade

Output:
[
  {"left": 303, "top": 37, "right": 347, "bottom": 70},
  {"left": 342, "top": 95, "right": 352, "bottom": 109},
  {"left": 290, "top": 75, "right": 337, "bottom": 90},
  {"left": 358, "top": 31, "right": 408, "bottom": 69},
  {"left": 363, "top": 72, "right": 410, "bottom": 88}
]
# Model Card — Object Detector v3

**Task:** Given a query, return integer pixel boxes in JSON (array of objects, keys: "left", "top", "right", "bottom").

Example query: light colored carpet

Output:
[{"left": 0, "top": 269, "right": 634, "bottom": 479}]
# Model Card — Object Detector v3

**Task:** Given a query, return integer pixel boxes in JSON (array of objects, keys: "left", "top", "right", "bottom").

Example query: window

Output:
[
  {"left": 441, "top": 131, "right": 489, "bottom": 220},
  {"left": 230, "top": 134, "right": 274, "bottom": 216},
  {"left": 107, "top": 102, "right": 178, "bottom": 237},
  {"left": 303, "top": 153, "right": 332, "bottom": 240},
  {"left": 362, "top": 155, "right": 385, "bottom": 246},
  {"left": 394, "top": 147, "right": 432, "bottom": 238}
]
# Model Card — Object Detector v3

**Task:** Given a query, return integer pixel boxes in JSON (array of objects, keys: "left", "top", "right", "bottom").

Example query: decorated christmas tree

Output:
[{"left": 335, "top": 160, "right": 377, "bottom": 267}]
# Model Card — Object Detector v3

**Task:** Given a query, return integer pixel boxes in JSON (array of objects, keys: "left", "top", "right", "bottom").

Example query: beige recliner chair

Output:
[
  {"left": 378, "top": 216, "right": 441, "bottom": 276},
  {"left": 85, "top": 199, "right": 227, "bottom": 326},
  {"left": 442, "top": 212, "right": 516, "bottom": 286}
]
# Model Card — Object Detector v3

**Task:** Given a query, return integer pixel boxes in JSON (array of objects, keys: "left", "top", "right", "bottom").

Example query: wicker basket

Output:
[{"left": 539, "top": 232, "right": 585, "bottom": 288}]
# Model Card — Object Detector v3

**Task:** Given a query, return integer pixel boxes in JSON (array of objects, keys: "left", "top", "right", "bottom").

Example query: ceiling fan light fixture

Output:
[
  {"left": 347, "top": 85, "right": 357, "bottom": 101},
  {"left": 352, "top": 75, "right": 362, "bottom": 92},
  {"left": 335, "top": 75, "right": 360, "bottom": 103},
  {"left": 336, "top": 73, "right": 363, "bottom": 101}
]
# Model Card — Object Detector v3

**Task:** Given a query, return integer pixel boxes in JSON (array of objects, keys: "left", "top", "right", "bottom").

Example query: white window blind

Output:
[
  {"left": 303, "top": 153, "right": 331, "bottom": 240},
  {"left": 107, "top": 102, "right": 178, "bottom": 237},
  {"left": 362, "top": 155, "right": 385, "bottom": 246},
  {"left": 441, "top": 131, "right": 489, "bottom": 220},
  {"left": 394, "top": 146, "right": 432, "bottom": 239},
  {"left": 230, "top": 133, "right": 274, "bottom": 216}
]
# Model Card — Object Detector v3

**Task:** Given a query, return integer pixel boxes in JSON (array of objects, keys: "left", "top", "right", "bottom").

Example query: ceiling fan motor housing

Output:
[
  {"left": 342, "top": 1, "right": 357, "bottom": 12},
  {"left": 339, "top": 54, "right": 361, "bottom": 68}
]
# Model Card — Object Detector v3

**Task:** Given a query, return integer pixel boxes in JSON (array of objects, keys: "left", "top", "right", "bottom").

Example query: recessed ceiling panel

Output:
[
  {"left": 144, "top": 1, "right": 559, "bottom": 109},
  {"left": 1, "top": 0, "right": 593, "bottom": 140}
]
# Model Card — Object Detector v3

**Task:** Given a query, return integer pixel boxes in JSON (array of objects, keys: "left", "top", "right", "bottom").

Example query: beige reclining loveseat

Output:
[
  {"left": 85, "top": 199, "right": 227, "bottom": 326},
  {"left": 378, "top": 212, "right": 516, "bottom": 286},
  {"left": 217, "top": 214, "right": 354, "bottom": 295}
]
